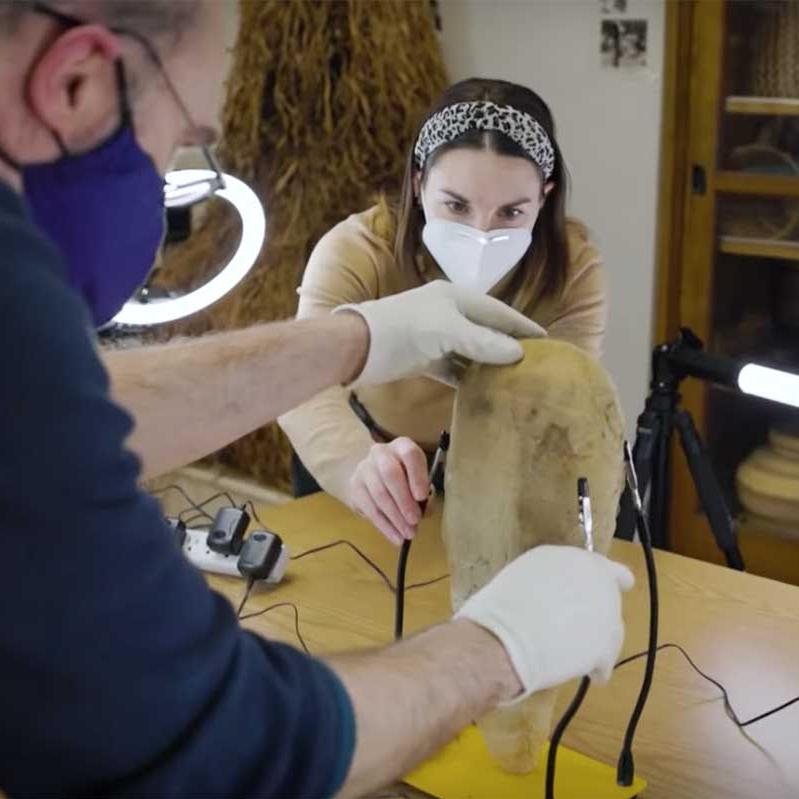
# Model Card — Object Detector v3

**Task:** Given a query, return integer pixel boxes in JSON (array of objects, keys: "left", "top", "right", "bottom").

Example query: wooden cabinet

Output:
[{"left": 656, "top": 1, "right": 799, "bottom": 583}]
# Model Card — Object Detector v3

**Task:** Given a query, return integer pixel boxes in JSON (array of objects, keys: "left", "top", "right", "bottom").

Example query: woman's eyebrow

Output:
[
  {"left": 501, "top": 197, "right": 534, "bottom": 206},
  {"left": 439, "top": 189, "right": 534, "bottom": 206},
  {"left": 440, "top": 189, "right": 470, "bottom": 202}
]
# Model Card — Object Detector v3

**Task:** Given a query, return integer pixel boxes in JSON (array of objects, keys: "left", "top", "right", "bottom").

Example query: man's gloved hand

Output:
[
  {"left": 334, "top": 280, "right": 546, "bottom": 387},
  {"left": 456, "top": 545, "right": 635, "bottom": 702}
]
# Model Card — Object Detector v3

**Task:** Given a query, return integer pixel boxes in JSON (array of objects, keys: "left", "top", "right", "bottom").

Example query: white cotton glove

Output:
[
  {"left": 334, "top": 280, "right": 546, "bottom": 387},
  {"left": 456, "top": 545, "right": 634, "bottom": 702}
]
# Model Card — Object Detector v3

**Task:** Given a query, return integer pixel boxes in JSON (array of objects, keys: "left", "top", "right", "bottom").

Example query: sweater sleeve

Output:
[
  {"left": 278, "top": 217, "right": 386, "bottom": 501},
  {"left": 0, "top": 214, "right": 355, "bottom": 798},
  {"left": 546, "top": 235, "right": 608, "bottom": 359}
]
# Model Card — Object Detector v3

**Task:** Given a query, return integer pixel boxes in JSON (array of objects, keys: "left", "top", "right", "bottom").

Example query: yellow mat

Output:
[{"left": 405, "top": 725, "right": 646, "bottom": 799}]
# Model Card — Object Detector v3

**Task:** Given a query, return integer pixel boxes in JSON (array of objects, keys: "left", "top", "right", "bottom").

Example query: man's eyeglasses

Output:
[{"left": 31, "top": 1, "right": 225, "bottom": 202}]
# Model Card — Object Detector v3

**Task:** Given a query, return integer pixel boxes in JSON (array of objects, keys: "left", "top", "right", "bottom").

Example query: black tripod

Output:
[{"left": 616, "top": 329, "right": 745, "bottom": 570}]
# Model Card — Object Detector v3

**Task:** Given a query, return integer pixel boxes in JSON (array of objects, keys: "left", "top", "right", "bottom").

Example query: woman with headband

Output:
[{"left": 279, "top": 78, "right": 607, "bottom": 545}]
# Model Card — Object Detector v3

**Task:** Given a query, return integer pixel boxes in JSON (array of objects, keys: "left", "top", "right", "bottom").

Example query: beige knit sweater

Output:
[{"left": 279, "top": 205, "right": 607, "bottom": 501}]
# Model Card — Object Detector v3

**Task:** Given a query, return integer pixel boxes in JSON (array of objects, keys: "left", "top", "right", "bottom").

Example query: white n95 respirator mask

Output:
[{"left": 422, "top": 218, "right": 533, "bottom": 294}]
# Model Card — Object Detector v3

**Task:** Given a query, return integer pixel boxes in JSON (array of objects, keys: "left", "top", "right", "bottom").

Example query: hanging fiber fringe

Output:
[{"left": 155, "top": 0, "right": 448, "bottom": 491}]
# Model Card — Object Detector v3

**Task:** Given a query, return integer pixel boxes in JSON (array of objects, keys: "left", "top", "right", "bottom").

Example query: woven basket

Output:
[
  {"left": 721, "top": 144, "right": 799, "bottom": 240},
  {"left": 771, "top": 426, "right": 799, "bottom": 459},
  {"left": 737, "top": 425, "right": 799, "bottom": 537},
  {"left": 750, "top": 2, "right": 799, "bottom": 98},
  {"left": 155, "top": 0, "right": 448, "bottom": 492},
  {"left": 737, "top": 446, "right": 799, "bottom": 533}
]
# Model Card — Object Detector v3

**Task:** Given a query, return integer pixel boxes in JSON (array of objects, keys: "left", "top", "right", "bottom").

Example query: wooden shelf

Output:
[
  {"left": 725, "top": 96, "right": 799, "bottom": 116},
  {"left": 716, "top": 171, "right": 799, "bottom": 197},
  {"left": 719, "top": 236, "right": 799, "bottom": 262}
]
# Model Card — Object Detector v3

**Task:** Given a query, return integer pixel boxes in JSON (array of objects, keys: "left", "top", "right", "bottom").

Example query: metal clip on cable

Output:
[{"left": 578, "top": 477, "right": 594, "bottom": 552}]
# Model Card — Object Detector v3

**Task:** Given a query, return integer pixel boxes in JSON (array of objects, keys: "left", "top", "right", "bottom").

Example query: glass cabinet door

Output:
[
  {"left": 710, "top": 1, "right": 799, "bottom": 550},
  {"left": 668, "top": 0, "right": 799, "bottom": 579}
]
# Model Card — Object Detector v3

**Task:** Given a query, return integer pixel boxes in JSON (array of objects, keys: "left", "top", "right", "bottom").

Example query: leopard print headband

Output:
[{"left": 413, "top": 101, "right": 556, "bottom": 180}]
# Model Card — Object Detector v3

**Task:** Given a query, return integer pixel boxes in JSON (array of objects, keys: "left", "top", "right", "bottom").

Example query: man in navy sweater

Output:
[{"left": 0, "top": 2, "right": 634, "bottom": 796}]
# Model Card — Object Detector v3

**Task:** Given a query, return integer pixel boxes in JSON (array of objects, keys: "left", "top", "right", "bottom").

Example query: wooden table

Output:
[{"left": 208, "top": 493, "right": 799, "bottom": 799}]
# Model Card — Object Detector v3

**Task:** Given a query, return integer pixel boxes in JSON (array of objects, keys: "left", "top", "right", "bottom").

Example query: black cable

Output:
[
  {"left": 237, "top": 607, "right": 799, "bottom": 735},
  {"left": 615, "top": 642, "right": 799, "bottom": 730},
  {"left": 237, "top": 577, "right": 255, "bottom": 618},
  {"left": 239, "top": 602, "right": 310, "bottom": 654},
  {"left": 181, "top": 490, "right": 237, "bottom": 518},
  {"left": 292, "top": 540, "right": 395, "bottom": 593},
  {"left": 740, "top": 697, "right": 799, "bottom": 728},
  {"left": 165, "top": 474, "right": 798, "bottom": 747},
  {"left": 152, "top": 483, "right": 199, "bottom": 507},
  {"left": 545, "top": 676, "right": 591, "bottom": 799},
  {"left": 153, "top": 484, "right": 215, "bottom": 521},
  {"left": 240, "top": 538, "right": 446, "bottom": 650},
  {"left": 393, "top": 430, "right": 450, "bottom": 642},
  {"left": 545, "top": 459, "right": 658, "bottom": 798},
  {"left": 617, "top": 490, "right": 659, "bottom": 788},
  {"left": 161, "top": 490, "right": 265, "bottom": 548},
  {"left": 214, "top": 491, "right": 238, "bottom": 507},
  {"left": 239, "top": 536, "right": 799, "bottom": 737},
  {"left": 181, "top": 514, "right": 210, "bottom": 527},
  {"left": 244, "top": 500, "right": 265, "bottom": 528},
  {"left": 544, "top": 636, "right": 799, "bottom": 799},
  {"left": 406, "top": 574, "right": 449, "bottom": 591},
  {"left": 290, "top": 538, "right": 447, "bottom": 595},
  {"left": 173, "top": 491, "right": 234, "bottom": 522},
  {"left": 394, "top": 540, "right": 411, "bottom": 640},
  {"left": 544, "top": 476, "right": 599, "bottom": 799}
]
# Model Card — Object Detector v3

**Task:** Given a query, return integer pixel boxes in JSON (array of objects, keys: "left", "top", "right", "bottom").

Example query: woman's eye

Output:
[
  {"left": 445, "top": 200, "right": 468, "bottom": 214},
  {"left": 501, "top": 207, "right": 523, "bottom": 219}
]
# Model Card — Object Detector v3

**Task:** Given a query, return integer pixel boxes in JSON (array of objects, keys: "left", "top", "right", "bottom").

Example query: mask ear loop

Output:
[
  {"left": 44, "top": 61, "right": 130, "bottom": 160},
  {"left": 37, "top": 1, "right": 221, "bottom": 192},
  {"left": 0, "top": 141, "right": 22, "bottom": 172},
  {"left": 23, "top": 3, "right": 128, "bottom": 158},
  {"left": 30, "top": 3, "right": 211, "bottom": 177},
  {"left": 114, "top": 59, "right": 134, "bottom": 128}
]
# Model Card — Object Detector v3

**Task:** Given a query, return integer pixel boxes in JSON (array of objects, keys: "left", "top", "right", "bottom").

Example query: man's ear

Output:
[{"left": 26, "top": 24, "right": 122, "bottom": 150}]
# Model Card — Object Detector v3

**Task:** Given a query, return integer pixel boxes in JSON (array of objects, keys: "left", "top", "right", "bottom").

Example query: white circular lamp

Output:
[{"left": 112, "top": 169, "right": 265, "bottom": 326}]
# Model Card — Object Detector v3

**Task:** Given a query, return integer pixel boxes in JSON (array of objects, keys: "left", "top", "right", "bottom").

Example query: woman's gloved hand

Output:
[
  {"left": 456, "top": 545, "right": 635, "bottom": 702},
  {"left": 347, "top": 437, "right": 430, "bottom": 546},
  {"left": 335, "top": 280, "right": 546, "bottom": 387}
]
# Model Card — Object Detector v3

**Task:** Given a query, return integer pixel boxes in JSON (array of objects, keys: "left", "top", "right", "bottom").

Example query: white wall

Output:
[{"left": 439, "top": 0, "right": 665, "bottom": 431}]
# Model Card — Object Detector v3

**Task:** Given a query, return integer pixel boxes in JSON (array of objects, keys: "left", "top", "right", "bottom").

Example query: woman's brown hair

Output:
[{"left": 389, "top": 77, "right": 571, "bottom": 305}]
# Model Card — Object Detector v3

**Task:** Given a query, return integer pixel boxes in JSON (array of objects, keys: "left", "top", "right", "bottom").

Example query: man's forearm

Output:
[
  {"left": 329, "top": 619, "right": 521, "bottom": 799},
  {"left": 103, "top": 315, "right": 368, "bottom": 480}
]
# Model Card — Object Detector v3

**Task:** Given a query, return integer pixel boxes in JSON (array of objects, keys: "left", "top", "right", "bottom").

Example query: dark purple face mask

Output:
[
  {"left": 0, "top": 3, "right": 223, "bottom": 328},
  {"left": 0, "top": 48, "right": 165, "bottom": 328},
  {"left": 22, "top": 106, "right": 166, "bottom": 327}
]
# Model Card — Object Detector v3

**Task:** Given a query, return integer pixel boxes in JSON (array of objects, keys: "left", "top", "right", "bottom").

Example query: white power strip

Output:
[{"left": 182, "top": 528, "right": 289, "bottom": 584}]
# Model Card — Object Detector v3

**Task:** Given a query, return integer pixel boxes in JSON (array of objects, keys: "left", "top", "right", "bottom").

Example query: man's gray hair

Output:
[{"left": 0, "top": 1, "right": 200, "bottom": 41}]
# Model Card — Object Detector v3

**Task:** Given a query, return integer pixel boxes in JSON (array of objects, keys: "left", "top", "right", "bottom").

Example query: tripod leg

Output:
[
  {"left": 632, "top": 410, "right": 659, "bottom": 509},
  {"left": 673, "top": 409, "right": 745, "bottom": 571},
  {"left": 648, "top": 401, "right": 674, "bottom": 551},
  {"left": 615, "top": 487, "right": 636, "bottom": 541},
  {"left": 632, "top": 405, "right": 674, "bottom": 550},
  {"left": 615, "top": 409, "right": 661, "bottom": 541}
]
